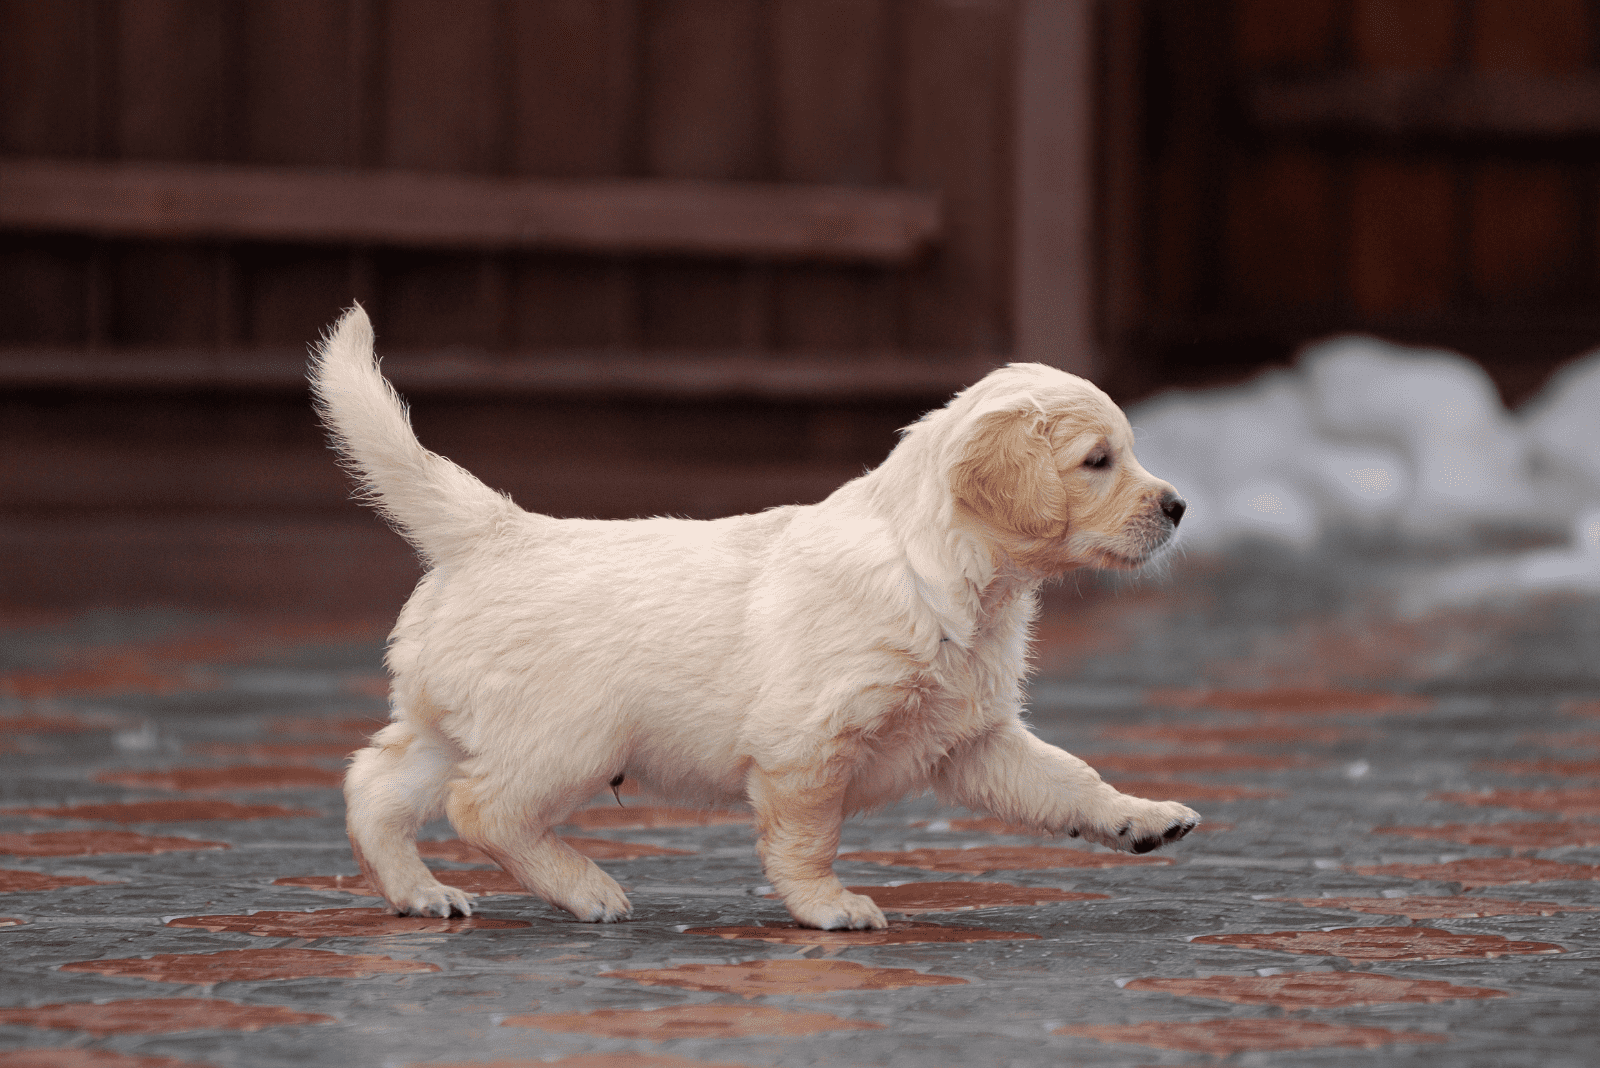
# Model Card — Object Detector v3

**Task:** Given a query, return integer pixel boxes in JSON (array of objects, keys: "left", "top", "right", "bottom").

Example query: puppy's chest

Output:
[{"left": 873, "top": 640, "right": 1016, "bottom": 748}]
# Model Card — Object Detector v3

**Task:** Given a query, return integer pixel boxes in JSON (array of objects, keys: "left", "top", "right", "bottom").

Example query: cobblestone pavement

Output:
[{"left": 2, "top": 546, "right": 1598, "bottom": 1068}]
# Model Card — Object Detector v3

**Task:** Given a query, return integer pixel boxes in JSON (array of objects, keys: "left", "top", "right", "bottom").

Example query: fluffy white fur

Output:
[{"left": 312, "top": 305, "right": 1198, "bottom": 930}]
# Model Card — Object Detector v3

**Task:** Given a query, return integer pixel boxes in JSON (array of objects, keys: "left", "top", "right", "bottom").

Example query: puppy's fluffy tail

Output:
[{"left": 309, "top": 305, "right": 515, "bottom": 566}]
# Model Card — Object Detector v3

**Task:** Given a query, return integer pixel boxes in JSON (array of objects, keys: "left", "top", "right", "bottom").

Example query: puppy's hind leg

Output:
[
  {"left": 345, "top": 720, "right": 476, "bottom": 917},
  {"left": 446, "top": 770, "right": 632, "bottom": 923}
]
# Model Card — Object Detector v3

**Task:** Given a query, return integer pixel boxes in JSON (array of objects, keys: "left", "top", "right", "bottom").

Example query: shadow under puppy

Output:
[{"left": 312, "top": 305, "right": 1198, "bottom": 930}]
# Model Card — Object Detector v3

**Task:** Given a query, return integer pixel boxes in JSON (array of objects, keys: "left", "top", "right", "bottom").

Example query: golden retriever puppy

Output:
[{"left": 312, "top": 305, "right": 1197, "bottom": 930}]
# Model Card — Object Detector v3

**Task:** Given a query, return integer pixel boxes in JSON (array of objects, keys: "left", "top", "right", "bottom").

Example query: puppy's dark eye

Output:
[{"left": 1083, "top": 453, "right": 1111, "bottom": 470}]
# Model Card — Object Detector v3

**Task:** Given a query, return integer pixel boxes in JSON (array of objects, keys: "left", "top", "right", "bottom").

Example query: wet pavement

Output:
[{"left": 2, "top": 544, "right": 1599, "bottom": 1068}]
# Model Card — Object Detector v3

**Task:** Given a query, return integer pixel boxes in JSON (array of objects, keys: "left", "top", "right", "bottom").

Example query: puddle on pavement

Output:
[
  {"left": 1432, "top": 787, "right": 1600, "bottom": 817},
  {"left": 561, "top": 806, "right": 752, "bottom": 830},
  {"left": 1083, "top": 752, "right": 1309, "bottom": 773},
  {"left": 0, "top": 997, "right": 334, "bottom": 1034},
  {"left": 1145, "top": 687, "right": 1434, "bottom": 717},
  {"left": 1124, "top": 971, "right": 1508, "bottom": 1006},
  {"left": 60, "top": 947, "right": 439, "bottom": 982},
  {"left": 683, "top": 920, "right": 1039, "bottom": 946},
  {"left": 1102, "top": 778, "right": 1286, "bottom": 801},
  {"left": 0, "top": 831, "right": 229, "bottom": 856},
  {"left": 94, "top": 765, "right": 343, "bottom": 791},
  {"left": 840, "top": 846, "right": 1171, "bottom": 873},
  {"left": 0, "top": 869, "right": 113, "bottom": 892},
  {"left": 1193, "top": 926, "right": 1565, "bottom": 959},
  {"left": 165, "top": 907, "right": 530, "bottom": 937},
  {"left": 6, "top": 800, "right": 318, "bottom": 822},
  {"left": 1098, "top": 723, "right": 1362, "bottom": 747},
  {"left": 850, "top": 881, "right": 1108, "bottom": 912},
  {"left": 1350, "top": 856, "right": 1600, "bottom": 886},
  {"left": 1375, "top": 821, "right": 1600, "bottom": 849},
  {"left": 1273, "top": 896, "right": 1599, "bottom": 919},
  {"left": 501, "top": 1004, "right": 884, "bottom": 1038},
  {"left": 1057, "top": 1018, "right": 1447, "bottom": 1053},
  {"left": 601, "top": 958, "right": 966, "bottom": 997}
]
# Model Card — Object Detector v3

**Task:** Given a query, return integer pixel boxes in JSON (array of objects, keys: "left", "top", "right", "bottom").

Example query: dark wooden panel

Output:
[
  {"left": 0, "top": 0, "right": 96, "bottom": 156},
  {"left": 1351, "top": 0, "right": 1458, "bottom": 70},
  {"left": 0, "top": 237, "right": 93, "bottom": 345},
  {"left": 113, "top": 0, "right": 233, "bottom": 161},
  {"left": 1470, "top": 162, "right": 1581, "bottom": 302},
  {"left": 1471, "top": 0, "right": 1590, "bottom": 72},
  {"left": 240, "top": 0, "right": 359, "bottom": 167},
  {"left": 898, "top": 0, "right": 1015, "bottom": 353},
  {"left": 639, "top": 0, "right": 773, "bottom": 349},
  {"left": 1348, "top": 158, "right": 1456, "bottom": 314},
  {"left": 1224, "top": 151, "right": 1338, "bottom": 308},
  {"left": 1232, "top": 0, "right": 1341, "bottom": 69},
  {"left": 770, "top": 0, "right": 899, "bottom": 352},
  {"left": 380, "top": 0, "right": 507, "bottom": 173}
]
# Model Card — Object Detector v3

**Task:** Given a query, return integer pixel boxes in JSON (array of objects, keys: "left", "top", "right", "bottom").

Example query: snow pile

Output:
[{"left": 1128, "top": 335, "right": 1600, "bottom": 602}]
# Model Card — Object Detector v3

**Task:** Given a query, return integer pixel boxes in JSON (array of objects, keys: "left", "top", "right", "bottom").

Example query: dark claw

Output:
[
  {"left": 1066, "top": 827, "right": 1080, "bottom": 838},
  {"left": 1129, "top": 836, "right": 1162, "bottom": 854},
  {"left": 1116, "top": 821, "right": 1132, "bottom": 836},
  {"left": 1164, "top": 819, "right": 1197, "bottom": 841}
]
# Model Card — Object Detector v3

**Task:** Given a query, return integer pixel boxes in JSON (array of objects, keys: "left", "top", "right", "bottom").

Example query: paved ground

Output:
[{"left": 2, "top": 544, "right": 1598, "bottom": 1068}]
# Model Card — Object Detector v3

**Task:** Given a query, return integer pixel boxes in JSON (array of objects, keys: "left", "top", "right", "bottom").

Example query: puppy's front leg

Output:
[
  {"left": 936, "top": 723, "right": 1199, "bottom": 853},
  {"left": 747, "top": 765, "right": 887, "bottom": 930}
]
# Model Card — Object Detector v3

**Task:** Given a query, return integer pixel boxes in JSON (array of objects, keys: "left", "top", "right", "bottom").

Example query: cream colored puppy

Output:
[{"left": 312, "top": 306, "right": 1198, "bottom": 930}]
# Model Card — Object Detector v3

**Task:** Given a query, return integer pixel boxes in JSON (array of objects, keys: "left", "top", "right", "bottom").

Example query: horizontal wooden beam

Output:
[
  {"left": 1250, "top": 71, "right": 1600, "bottom": 139},
  {"left": 0, "top": 159, "right": 941, "bottom": 264},
  {"left": 0, "top": 348, "right": 1002, "bottom": 402}
]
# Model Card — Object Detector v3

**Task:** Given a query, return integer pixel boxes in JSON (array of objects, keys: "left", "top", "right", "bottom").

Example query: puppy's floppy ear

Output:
[{"left": 949, "top": 409, "right": 1067, "bottom": 538}]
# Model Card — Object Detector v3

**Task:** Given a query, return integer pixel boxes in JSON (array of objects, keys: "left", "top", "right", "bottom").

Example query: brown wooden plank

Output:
[
  {"left": 240, "top": 0, "right": 359, "bottom": 167},
  {"left": 0, "top": 237, "right": 92, "bottom": 345},
  {"left": 0, "top": 346, "right": 999, "bottom": 400},
  {"left": 380, "top": 0, "right": 506, "bottom": 173},
  {"left": 1348, "top": 158, "right": 1455, "bottom": 314},
  {"left": 770, "top": 0, "right": 899, "bottom": 353},
  {"left": 1225, "top": 150, "right": 1339, "bottom": 308},
  {"left": 1470, "top": 161, "right": 1579, "bottom": 301},
  {"left": 898, "top": 0, "right": 1016, "bottom": 353},
  {"left": 0, "top": 159, "right": 940, "bottom": 264},
  {"left": 1250, "top": 70, "right": 1600, "bottom": 139},
  {"left": 1352, "top": 0, "right": 1457, "bottom": 70}
]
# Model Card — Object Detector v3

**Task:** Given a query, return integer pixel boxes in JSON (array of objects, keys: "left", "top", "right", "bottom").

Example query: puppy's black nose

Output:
[{"left": 1161, "top": 493, "right": 1186, "bottom": 527}]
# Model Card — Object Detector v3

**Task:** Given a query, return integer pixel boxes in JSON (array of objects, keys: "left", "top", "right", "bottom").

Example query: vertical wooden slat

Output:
[
  {"left": 898, "top": 0, "right": 1016, "bottom": 353},
  {"left": 377, "top": 0, "right": 507, "bottom": 349},
  {"left": 109, "top": 0, "right": 232, "bottom": 346},
  {"left": 1348, "top": 159, "right": 1455, "bottom": 315},
  {"left": 770, "top": 0, "right": 898, "bottom": 352},
  {"left": 1097, "top": 0, "right": 1148, "bottom": 373},
  {"left": 506, "top": 0, "right": 642, "bottom": 350},
  {"left": 0, "top": 0, "right": 96, "bottom": 344},
  {"left": 1013, "top": 0, "right": 1096, "bottom": 374},
  {"left": 638, "top": 0, "right": 773, "bottom": 349}
]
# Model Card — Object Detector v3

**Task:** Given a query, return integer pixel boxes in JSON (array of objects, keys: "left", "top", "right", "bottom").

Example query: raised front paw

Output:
[
  {"left": 785, "top": 887, "right": 888, "bottom": 930},
  {"left": 1081, "top": 796, "right": 1200, "bottom": 855}
]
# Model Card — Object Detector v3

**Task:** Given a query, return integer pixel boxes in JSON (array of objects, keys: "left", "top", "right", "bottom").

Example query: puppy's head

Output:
[{"left": 946, "top": 364, "right": 1184, "bottom": 574}]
